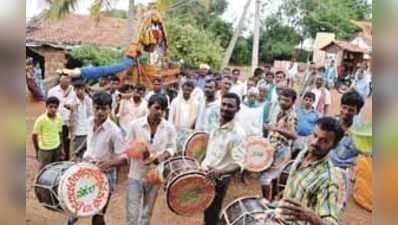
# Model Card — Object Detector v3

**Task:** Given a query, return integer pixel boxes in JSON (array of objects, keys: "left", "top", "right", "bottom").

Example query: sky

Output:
[{"left": 26, "top": 0, "right": 281, "bottom": 31}]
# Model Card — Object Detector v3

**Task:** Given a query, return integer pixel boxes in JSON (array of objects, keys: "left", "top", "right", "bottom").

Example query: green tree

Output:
[
  {"left": 280, "top": 0, "right": 372, "bottom": 40},
  {"left": 68, "top": 45, "right": 125, "bottom": 66},
  {"left": 206, "top": 18, "right": 233, "bottom": 48},
  {"left": 259, "top": 17, "right": 301, "bottom": 63},
  {"left": 163, "top": 0, "right": 227, "bottom": 25},
  {"left": 102, "top": 9, "right": 128, "bottom": 18},
  {"left": 230, "top": 38, "right": 252, "bottom": 65},
  {"left": 165, "top": 18, "right": 224, "bottom": 70},
  {"left": 160, "top": 0, "right": 231, "bottom": 48}
]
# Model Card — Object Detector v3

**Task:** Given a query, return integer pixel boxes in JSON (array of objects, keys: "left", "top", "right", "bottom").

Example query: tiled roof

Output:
[{"left": 26, "top": 14, "right": 128, "bottom": 48}]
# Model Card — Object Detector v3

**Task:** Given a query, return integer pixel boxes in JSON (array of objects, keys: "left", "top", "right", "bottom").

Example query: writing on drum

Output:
[{"left": 66, "top": 168, "right": 108, "bottom": 214}]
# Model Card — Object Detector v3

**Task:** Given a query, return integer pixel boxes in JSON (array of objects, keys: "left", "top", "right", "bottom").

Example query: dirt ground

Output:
[{"left": 26, "top": 90, "right": 372, "bottom": 225}]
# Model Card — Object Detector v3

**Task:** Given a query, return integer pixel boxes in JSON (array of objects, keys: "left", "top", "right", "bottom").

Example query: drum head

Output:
[
  {"left": 58, "top": 163, "right": 110, "bottom": 217},
  {"left": 183, "top": 132, "right": 209, "bottom": 162},
  {"left": 245, "top": 137, "right": 274, "bottom": 172},
  {"left": 220, "top": 196, "right": 269, "bottom": 225},
  {"left": 167, "top": 172, "right": 215, "bottom": 216}
]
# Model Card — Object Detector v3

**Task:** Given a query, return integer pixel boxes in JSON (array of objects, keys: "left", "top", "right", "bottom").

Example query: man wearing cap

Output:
[{"left": 197, "top": 64, "right": 211, "bottom": 90}]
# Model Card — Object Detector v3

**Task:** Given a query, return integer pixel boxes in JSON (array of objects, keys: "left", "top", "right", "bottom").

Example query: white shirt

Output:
[
  {"left": 311, "top": 87, "right": 332, "bottom": 114},
  {"left": 145, "top": 90, "right": 170, "bottom": 106},
  {"left": 287, "top": 63, "right": 298, "bottom": 79},
  {"left": 126, "top": 117, "right": 177, "bottom": 180},
  {"left": 230, "top": 81, "right": 245, "bottom": 100},
  {"left": 117, "top": 98, "right": 148, "bottom": 132},
  {"left": 110, "top": 90, "right": 120, "bottom": 115},
  {"left": 168, "top": 95, "right": 203, "bottom": 130},
  {"left": 237, "top": 104, "right": 263, "bottom": 137},
  {"left": 83, "top": 117, "right": 125, "bottom": 162},
  {"left": 201, "top": 119, "right": 247, "bottom": 171},
  {"left": 270, "top": 87, "right": 279, "bottom": 103},
  {"left": 192, "top": 87, "right": 205, "bottom": 106},
  {"left": 267, "top": 102, "right": 282, "bottom": 125},
  {"left": 196, "top": 100, "right": 220, "bottom": 132},
  {"left": 68, "top": 95, "right": 93, "bottom": 136},
  {"left": 47, "top": 85, "right": 76, "bottom": 123}
]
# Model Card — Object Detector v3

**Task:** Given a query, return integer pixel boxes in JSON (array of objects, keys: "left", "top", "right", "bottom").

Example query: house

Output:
[
  {"left": 319, "top": 20, "right": 372, "bottom": 73},
  {"left": 26, "top": 14, "right": 128, "bottom": 87},
  {"left": 320, "top": 40, "right": 368, "bottom": 73},
  {"left": 312, "top": 32, "right": 336, "bottom": 66}
]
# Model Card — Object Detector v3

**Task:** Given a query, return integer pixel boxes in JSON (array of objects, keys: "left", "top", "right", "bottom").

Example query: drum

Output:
[
  {"left": 183, "top": 132, "right": 209, "bottom": 163},
  {"left": 219, "top": 196, "right": 284, "bottom": 225},
  {"left": 162, "top": 156, "right": 215, "bottom": 216},
  {"left": 33, "top": 161, "right": 110, "bottom": 217},
  {"left": 244, "top": 137, "right": 274, "bottom": 172}
]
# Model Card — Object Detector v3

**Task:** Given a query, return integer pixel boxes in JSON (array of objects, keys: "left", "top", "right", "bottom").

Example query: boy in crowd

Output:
[
  {"left": 295, "top": 92, "right": 320, "bottom": 137},
  {"left": 32, "top": 97, "right": 64, "bottom": 170},
  {"left": 68, "top": 80, "right": 93, "bottom": 159},
  {"left": 260, "top": 88, "right": 298, "bottom": 201}
]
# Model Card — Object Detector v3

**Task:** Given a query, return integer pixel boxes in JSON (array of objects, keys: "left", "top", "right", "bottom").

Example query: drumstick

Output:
[{"left": 74, "top": 139, "right": 87, "bottom": 158}]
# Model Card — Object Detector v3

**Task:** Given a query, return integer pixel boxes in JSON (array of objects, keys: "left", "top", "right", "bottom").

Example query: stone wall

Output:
[
  {"left": 33, "top": 46, "right": 66, "bottom": 90},
  {"left": 34, "top": 46, "right": 66, "bottom": 79}
]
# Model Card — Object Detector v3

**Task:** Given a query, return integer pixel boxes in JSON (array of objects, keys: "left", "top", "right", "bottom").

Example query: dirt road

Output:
[{"left": 26, "top": 91, "right": 372, "bottom": 225}]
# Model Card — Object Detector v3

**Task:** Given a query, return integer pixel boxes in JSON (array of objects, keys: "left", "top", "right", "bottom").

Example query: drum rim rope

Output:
[
  {"left": 33, "top": 161, "right": 75, "bottom": 212},
  {"left": 163, "top": 156, "right": 215, "bottom": 216},
  {"left": 166, "top": 172, "right": 215, "bottom": 216},
  {"left": 57, "top": 162, "right": 110, "bottom": 217},
  {"left": 219, "top": 196, "right": 269, "bottom": 225},
  {"left": 33, "top": 161, "right": 110, "bottom": 217}
]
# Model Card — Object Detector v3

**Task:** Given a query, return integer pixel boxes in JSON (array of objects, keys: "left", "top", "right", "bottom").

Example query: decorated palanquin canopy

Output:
[{"left": 61, "top": 10, "right": 180, "bottom": 89}]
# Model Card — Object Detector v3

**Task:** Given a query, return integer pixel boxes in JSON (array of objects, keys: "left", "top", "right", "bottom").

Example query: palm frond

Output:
[
  {"left": 45, "top": 0, "right": 78, "bottom": 20},
  {"left": 155, "top": 0, "right": 211, "bottom": 13},
  {"left": 90, "top": 0, "right": 106, "bottom": 17}
]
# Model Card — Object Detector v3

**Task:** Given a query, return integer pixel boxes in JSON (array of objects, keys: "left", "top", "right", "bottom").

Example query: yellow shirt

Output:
[{"left": 33, "top": 113, "right": 63, "bottom": 150}]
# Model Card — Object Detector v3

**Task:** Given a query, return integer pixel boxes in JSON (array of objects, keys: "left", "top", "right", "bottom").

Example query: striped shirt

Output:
[
  {"left": 268, "top": 107, "right": 297, "bottom": 149},
  {"left": 283, "top": 146, "right": 345, "bottom": 225}
]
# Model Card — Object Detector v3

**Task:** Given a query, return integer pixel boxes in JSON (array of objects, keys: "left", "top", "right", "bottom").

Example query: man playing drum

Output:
[
  {"left": 124, "top": 94, "right": 177, "bottom": 225},
  {"left": 201, "top": 92, "right": 247, "bottom": 225},
  {"left": 260, "top": 88, "right": 298, "bottom": 201},
  {"left": 67, "top": 92, "right": 127, "bottom": 225},
  {"left": 278, "top": 117, "right": 346, "bottom": 225}
]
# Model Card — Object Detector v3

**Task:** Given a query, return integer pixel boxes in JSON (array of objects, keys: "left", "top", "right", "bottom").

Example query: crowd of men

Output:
[{"left": 31, "top": 61, "right": 371, "bottom": 225}]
